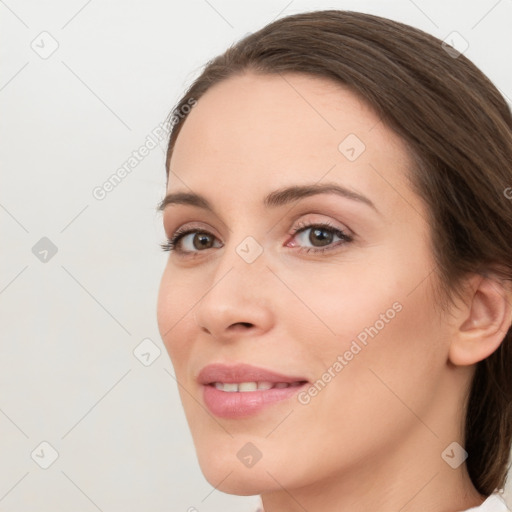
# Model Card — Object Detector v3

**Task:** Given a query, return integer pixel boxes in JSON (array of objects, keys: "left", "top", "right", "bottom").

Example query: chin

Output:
[
  {"left": 195, "top": 447, "right": 290, "bottom": 496},
  {"left": 200, "top": 464, "right": 277, "bottom": 496}
]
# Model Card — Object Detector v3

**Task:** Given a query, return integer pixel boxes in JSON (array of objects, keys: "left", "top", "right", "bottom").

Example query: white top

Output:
[
  {"left": 254, "top": 492, "right": 510, "bottom": 511},
  {"left": 460, "top": 493, "right": 510, "bottom": 511}
]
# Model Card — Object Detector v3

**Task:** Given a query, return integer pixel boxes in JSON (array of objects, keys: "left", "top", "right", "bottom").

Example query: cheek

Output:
[
  {"left": 302, "top": 260, "right": 446, "bottom": 429},
  {"left": 156, "top": 265, "right": 197, "bottom": 366},
  {"left": 273, "top": 253, "right": 404, "bottom": 348},
  {"left": 281, "top": 245, "right": 445, "bottom": 393},
  {"left": 284, "top": 270, "right": 445, "bottom": 471}
]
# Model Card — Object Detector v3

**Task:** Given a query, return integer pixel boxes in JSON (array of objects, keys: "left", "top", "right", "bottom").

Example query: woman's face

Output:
[{"left": 157, "top": 72, "right": 455, "bottom": 495}]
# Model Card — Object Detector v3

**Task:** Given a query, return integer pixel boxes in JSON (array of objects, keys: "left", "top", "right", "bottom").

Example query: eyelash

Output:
[{"left": 160, "top": 221, "right": 353, "bottom": 256}]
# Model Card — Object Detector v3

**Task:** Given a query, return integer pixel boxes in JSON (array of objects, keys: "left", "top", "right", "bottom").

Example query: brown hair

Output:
[{"left": 163, "top": 10, "right": 512, "bottom": 495}]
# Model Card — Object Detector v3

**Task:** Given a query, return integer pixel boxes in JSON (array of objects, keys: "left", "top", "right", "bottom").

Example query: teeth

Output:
[
  {"left": 212, "top": 381, "right": 303, "bottom": 392},
  {"left": 238, "top": 382, "right": 258, "bottom": 392},
  {"left": 214, "top": 382, "right": 238, "bottom": 392}
]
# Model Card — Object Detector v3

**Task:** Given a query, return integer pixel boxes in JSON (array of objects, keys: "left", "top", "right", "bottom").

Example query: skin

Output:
[{"left": 157, "top": 72, "right": 511, "bottom": 512}]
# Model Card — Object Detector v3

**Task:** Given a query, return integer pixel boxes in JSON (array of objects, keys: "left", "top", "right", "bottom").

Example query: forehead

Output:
[{"left": 168, "top": 72, "right": 418, "bottom": 217}]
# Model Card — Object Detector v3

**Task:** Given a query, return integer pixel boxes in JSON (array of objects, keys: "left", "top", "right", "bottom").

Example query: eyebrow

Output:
[{"left": 156, "top": 182, "right": 378, "bottom": 214}]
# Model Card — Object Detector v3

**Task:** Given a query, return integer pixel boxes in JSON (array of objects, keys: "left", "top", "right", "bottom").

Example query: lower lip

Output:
[{"left": 202, "top": 383, "right": 308, "bottom": 418}]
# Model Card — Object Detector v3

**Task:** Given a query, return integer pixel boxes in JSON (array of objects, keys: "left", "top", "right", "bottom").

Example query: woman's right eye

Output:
[{"left": 160, "top": 229, "right": 223, "bottom": 254}]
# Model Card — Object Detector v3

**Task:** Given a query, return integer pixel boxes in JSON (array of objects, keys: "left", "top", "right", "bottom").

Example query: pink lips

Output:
[{"left": 198, "top": 363, "right": 309, "bottom": 419}]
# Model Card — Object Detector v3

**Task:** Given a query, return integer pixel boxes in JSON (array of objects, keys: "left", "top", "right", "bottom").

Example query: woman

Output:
[{"left": 156, "top": 10, "right": 512, "bottom": 512}]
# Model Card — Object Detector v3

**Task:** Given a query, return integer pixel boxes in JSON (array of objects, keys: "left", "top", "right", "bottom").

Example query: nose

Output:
[{"left": 193, "top": 246, "right": 275, "bottom": 341}]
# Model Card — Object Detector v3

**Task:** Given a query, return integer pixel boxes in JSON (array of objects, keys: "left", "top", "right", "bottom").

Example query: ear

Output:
[{"left": 448, "top": 274, "right": 512, "bottom": 366}]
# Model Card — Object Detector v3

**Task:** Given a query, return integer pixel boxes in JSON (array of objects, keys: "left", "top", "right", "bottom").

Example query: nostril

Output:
[{"left": 233, "top": 322, "right": 253, "bottom": 328}]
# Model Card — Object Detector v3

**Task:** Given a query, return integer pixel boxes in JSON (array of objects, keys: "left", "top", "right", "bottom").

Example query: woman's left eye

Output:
[
  {"left": 288, "top": 223, "right": 353, "bottom": 253},
  {"left": 160, "top": 222, "right": 352, "bottom": 255}
]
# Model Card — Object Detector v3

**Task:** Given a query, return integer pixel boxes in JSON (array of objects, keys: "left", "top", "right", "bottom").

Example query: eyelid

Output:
[
  {"left": 290, "top": 217, "right": 352, "bottom": 237},
  {"left": 164, "top": 220, "right": 220, "bottom": 239}
]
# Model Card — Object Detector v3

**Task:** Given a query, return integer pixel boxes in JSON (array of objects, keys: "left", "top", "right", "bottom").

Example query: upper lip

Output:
[{"left": 197, "top": 363, "right": 309, "bottom": 385}]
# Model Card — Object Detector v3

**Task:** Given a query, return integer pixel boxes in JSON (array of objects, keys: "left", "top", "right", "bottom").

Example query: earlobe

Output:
[{"left": 448, "top": 275, "right": 512, "bottom": 366}]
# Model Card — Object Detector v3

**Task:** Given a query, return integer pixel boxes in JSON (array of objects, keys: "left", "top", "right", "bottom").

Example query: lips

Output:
[
  {"left": 197, "top": 363, "right": 308, "bottom": 386},
  {"left": 197, "top": 363, "right": 309, "bottom": 418}
]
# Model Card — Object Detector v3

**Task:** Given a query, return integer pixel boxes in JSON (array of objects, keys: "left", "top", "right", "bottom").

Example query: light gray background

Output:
[{"left": 1, "top": 1, "right": 511, "bottom": 510}]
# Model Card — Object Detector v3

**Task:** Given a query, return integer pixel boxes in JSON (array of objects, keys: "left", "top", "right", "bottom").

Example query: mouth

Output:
[
  {"left": 198, "top": 363, "right": 309, "bottom": 418},
  {"left": 209, "top": 381, "right": 307, "bottom": 392}
]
